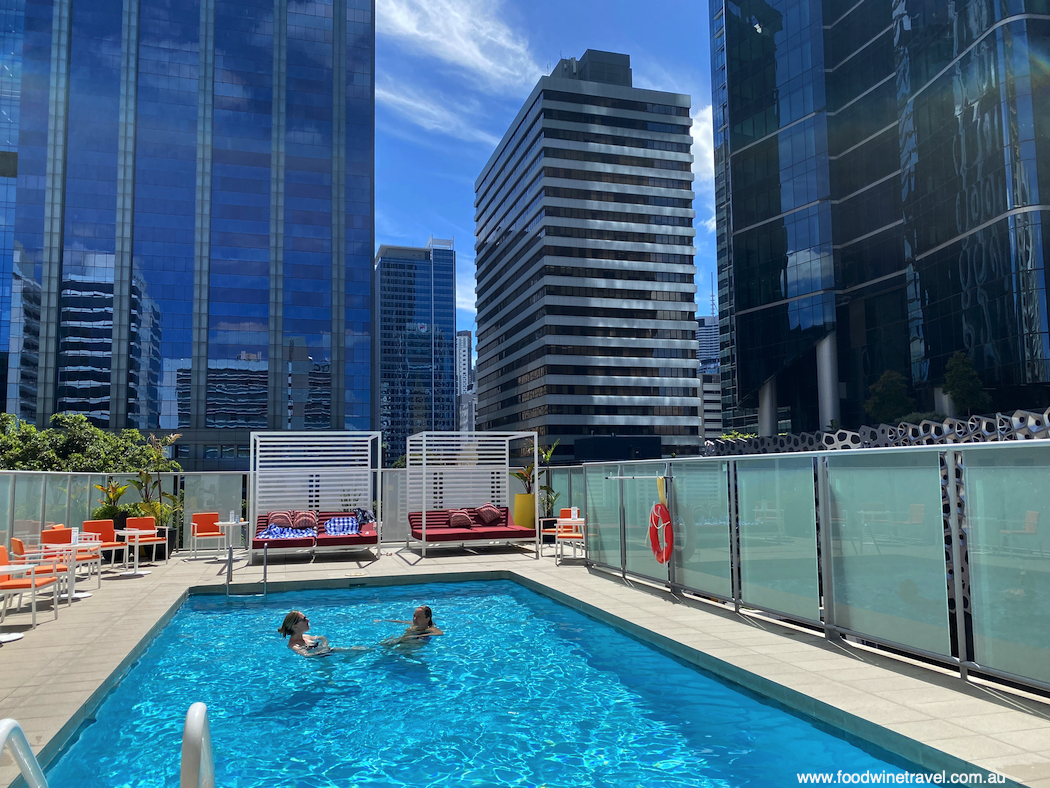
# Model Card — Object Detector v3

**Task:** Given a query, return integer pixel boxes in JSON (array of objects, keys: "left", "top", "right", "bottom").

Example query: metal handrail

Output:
[
  {"left": 180, "top": 702, "right": 215, "bottom": 788},
  {"left": 0, "top": 718, "right": 49, "bottom": 788}
]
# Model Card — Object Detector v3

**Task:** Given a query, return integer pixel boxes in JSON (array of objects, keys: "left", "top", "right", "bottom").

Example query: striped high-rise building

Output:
[{"left": 474, "top": 50, "right": 699, "bottom": 461}]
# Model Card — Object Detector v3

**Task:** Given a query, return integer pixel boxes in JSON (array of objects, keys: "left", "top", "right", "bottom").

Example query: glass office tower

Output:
[
  {"left": 372, "top": 239, "right": 456, "bottom": 464},
  {"left": 713, "top": 0, "right": 1050, "bottom": 432},
  {"left": 474, "top": 50, "right": 700, "bottom": 461},
  {"left": 0, "top": 0, "right": 374, "bottom": 468}
]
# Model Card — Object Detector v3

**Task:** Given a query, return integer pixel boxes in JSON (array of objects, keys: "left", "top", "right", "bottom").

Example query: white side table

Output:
[
  {"left": 217, "top": 520, "right": 248, "bottom": 550},
  {"left": 115, "top": 529, "right": 154, "bottom": 577}
]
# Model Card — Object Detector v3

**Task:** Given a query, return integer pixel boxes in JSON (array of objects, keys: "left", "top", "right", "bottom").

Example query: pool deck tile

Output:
[{"left": 1, "top": 547, "right": 1049, "bottom": 787}]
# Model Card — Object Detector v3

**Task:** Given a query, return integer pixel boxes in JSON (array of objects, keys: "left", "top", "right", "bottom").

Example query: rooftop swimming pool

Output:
[{"left": 47, "top": 580, "right": 918, "bottom": 787}]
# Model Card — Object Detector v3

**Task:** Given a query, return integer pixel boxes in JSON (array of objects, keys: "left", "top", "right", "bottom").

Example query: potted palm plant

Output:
[{"left": 510, "top": 440, "right": 559, "bottom": 530}]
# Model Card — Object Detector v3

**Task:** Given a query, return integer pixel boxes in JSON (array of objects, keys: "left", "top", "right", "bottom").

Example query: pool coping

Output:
[{"left": 3, "top": 553, "right": 1047, "bottom": 787}]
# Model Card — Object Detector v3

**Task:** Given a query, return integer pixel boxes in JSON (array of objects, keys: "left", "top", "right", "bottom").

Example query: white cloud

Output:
[
  {"left": 691, "top": 104, "right": 716, "bottom": 232},
  {"left": 377, "top": 0, "right": 542, "bottom": 94},
  {"left": 456, "top": 257, "right": 477, "bottom": 317},
  {"left": 376, "top": 79, "right": 502, "bottom": 147}
]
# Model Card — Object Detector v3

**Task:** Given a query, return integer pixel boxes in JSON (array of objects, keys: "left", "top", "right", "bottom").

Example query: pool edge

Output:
[{"left": 11, "top": 569, "right": 1019, "bottom": 788}]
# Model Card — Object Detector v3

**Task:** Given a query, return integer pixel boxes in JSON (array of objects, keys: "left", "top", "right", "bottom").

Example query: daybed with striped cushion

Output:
[{"left": 407, "top": 507, "right": 535, "bottom": 551}]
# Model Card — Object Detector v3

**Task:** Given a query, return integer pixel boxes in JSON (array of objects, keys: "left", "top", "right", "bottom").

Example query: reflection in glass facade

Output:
[
  {"left": 712, "top": 0, "right": 1050, "bottom": 431},
  {"left": 372, "top": 240, "right": 456, "bottom": 464},
  {"left": 0, "top": 0, "right": 374, "bottom": 469}
]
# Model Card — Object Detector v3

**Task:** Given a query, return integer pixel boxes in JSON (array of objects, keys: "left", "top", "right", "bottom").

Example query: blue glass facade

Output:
[
  {"left": 713, "top": 0, "right": 1050, "bottom": 431},
  {"left": 373, "top": 242, "right": 456, "bottom": 464},
  {"left": 0, "top": 0, "right": 374, "bottom": 468}
]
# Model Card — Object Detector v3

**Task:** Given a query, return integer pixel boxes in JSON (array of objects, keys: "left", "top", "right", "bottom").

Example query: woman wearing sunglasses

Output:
[{"left": 278, "top": 610, "right": 333, "bottom": 656}]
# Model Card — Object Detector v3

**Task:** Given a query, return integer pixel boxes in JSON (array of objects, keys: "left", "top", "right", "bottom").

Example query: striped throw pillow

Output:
[
  {"left": 292, "top": 510, "right": 318, "bottom": 530},
  {"left": 475, "top": 503, "right": 501, "bottom": 524},
  {"left": 448, "top": 509, "right": 472, "bottom": 528},
  {"left": 267, "top": 510, "right": 294, "bottom": 528}
]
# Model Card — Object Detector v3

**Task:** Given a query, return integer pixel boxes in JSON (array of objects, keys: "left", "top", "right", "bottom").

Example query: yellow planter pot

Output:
[{"left": 514, "top": 493, "right": 535, "bottom": 530}]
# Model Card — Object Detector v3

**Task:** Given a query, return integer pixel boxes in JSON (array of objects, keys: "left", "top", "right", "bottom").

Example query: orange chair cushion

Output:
[
  {"left": 42, "top": 529, "right": 73, "bottom": 544},
  {"left": 0, "top": 576, "right": 58, "bottom": 590}
]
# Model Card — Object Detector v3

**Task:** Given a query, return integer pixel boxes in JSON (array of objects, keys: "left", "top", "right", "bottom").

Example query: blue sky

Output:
[{"left": 374, "top": 0, "right": 715, "bottom": 335}]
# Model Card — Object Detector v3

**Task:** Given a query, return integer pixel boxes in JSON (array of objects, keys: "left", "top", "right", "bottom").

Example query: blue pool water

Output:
[{"left": 47, "top": 581, "right": 915, "bottom": 787}]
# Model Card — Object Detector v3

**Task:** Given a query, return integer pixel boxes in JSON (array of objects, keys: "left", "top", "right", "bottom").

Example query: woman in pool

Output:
[
  {"left": 375, "top": 605, "right": 444, "bottom": 645},
  {"left": 278, "top": 610, "right": 334, "bottom": 656}
]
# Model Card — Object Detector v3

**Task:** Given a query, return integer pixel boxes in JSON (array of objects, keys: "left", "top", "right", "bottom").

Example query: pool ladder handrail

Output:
[
  {"left": 180, "top": 702, "right": 215, "bottom": 788},
  {"left": 0, "top": 718, "right": 49, "bottom": 788}
]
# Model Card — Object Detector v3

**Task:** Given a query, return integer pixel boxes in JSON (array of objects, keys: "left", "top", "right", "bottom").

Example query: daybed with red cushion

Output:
[
  {"left": 314, "top": 511, "right": 379, "bottom": 551},
  {"left": 407, "top": 506, "right": 536, "bottom": 552}
]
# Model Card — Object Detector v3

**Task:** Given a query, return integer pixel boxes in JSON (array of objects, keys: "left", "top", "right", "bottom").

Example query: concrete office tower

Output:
[
  {"left": 455, "top": 329, "right": 474, "bottom": 431},
  {"left": 699, "top": 372, "right": 723, "bottom": 441},
  {"left": 0, "top": 0, "right": 375, "bottom": 469},
  {"left": 373, "top": 239, "right": 456, "bottom": 463},
  {"left": 474, "top": 50, "right": 700, "bottom": 461},
  {"left": 712, "top": 0, "right": 1050, "bottom": 434},
  {"left": 455, "top": 330, "right": 473, "bottom": 396}
]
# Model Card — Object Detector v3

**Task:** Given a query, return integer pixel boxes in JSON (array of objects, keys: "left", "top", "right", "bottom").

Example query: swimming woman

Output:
[
  {"left": 374, "top": 605, "right": 444, "bottom": 645},
  {"left": 278, "top": 610, "right": 334, "bottom": 656}
]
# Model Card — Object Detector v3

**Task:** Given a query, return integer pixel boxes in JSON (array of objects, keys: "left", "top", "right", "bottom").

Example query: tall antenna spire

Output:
[{"left": 710, "top": 272, "right": 716, "bottom": 316}]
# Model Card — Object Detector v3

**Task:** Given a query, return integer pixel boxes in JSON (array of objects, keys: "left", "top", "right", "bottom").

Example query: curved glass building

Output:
[{"left": 712, "top": 0, "right": 1050, "bottom": 432}]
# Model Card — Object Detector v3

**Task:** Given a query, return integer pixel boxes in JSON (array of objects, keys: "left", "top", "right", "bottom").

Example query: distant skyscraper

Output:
[
  {"left": 699, "top": 372, "right": 723, "bottom": 441},
  {"left": 0, "top": 0, "right": 376, "bottom": 469},
  {"left": 712, "top": 0, "right": 1050, "bottom": 434},
  {"left": 474, "top": 49, "right": 699, "bottom": 460},
  {"left": 696, "top": 315, "right": 719, "bottom": 374},
  {"left": 373, "top": 239, "right": 456, "bottom": 463},
  {"left": 455, "top": 330, "right": 473, "bottom": 397}
]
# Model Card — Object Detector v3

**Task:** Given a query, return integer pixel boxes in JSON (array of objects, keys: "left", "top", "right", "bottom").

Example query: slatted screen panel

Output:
[
  {"left": 405, "top": 431, "right": 535, "bottom": 512},
  {"left": 250, "top": 432, "right": 382, "bottom": 539}
]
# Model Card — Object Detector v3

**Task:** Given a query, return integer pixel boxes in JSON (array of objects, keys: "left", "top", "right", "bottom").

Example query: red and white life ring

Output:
[{"left": 648, "top": 502, "right": 674, "bottom": 564}]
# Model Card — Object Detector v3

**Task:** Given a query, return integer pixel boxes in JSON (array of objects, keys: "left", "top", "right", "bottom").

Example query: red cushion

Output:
[
  {"left": 475, "top": 503, "right": 501, "bottom": 524},
  {"left": 411, "top": 525, "right": 536, "bottom": 542}
]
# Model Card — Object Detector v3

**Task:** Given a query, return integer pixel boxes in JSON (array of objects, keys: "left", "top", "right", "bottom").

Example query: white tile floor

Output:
[{"left": 1, "top": 545, "right": 1049, "bottom": 787}]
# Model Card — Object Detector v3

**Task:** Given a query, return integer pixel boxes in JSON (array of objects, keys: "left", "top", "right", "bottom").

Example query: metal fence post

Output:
[
  {"left": 816, "top": 454, "right": 839, "bottom": 641},
  {"left": 946, "top": 449, "right": 969, "bottom": 682},
  {"left": 727, "top": 460, "right": 740, "bottom": 613}
]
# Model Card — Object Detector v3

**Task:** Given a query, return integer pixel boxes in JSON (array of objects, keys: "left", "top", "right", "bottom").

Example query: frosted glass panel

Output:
[
  {"left": 550, "top": 469, "right": 570, "bottom": 516},
  {"left": 827, "top": 451, "right": 950, "bottom": 655},
  {"left": 737, "top": 457, "right": 819, "bottom": 621},
  {"left": 184, "top": 474, "right": 244, "bottom": 543},
  {"left": 67, "top": 474, "right": 96, "bottom": 529},
  {"left": 622, "top": 463, "right": 667, "bottom": 583},
  {"left": 43, "top": 475, "right": 70, "bottom": 527},
  {"left": 964, "top": 445, "right": 1050, "bottom": 684},
  {"left": 672, "top": 460, "right": 731, "bottom": 598},
  {"left": 0, "top": 475, "right": 11, "bottom": 548},
  {"left": 12, "top": 474, "right": 45, "bottom": 542},
  {"left": 585, "top": 464, "right": 620, "bottom": 567},
  {"left": 570, "top": 468, "right": 585, "bottom": 516}
]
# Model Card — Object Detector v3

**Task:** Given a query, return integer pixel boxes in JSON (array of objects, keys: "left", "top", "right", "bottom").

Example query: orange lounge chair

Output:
[
  {"left": 0, "top": 545, "right": 60, "bottom": 628},
  {"left": 124, "top": 516, "right": 168, "bottom": 564},
  {"left": 81, "top": 519, "right": 128, "bottom": 567},
  {"left": 12, "top": 537, "right": 74, "bottom": 604},
  {"left": 190, "top": 513, "right": 226, "bottom": 558}
]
